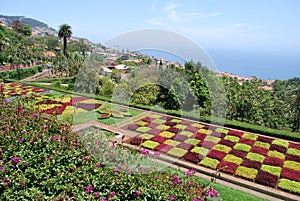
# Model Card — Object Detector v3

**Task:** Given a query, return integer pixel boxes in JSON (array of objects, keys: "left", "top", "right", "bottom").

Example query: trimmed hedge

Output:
[{"left": 1, "top": 65, "right": 42, "bottom": 80}]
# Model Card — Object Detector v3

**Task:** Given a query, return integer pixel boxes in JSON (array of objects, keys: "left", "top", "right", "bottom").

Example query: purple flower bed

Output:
[
  {"left": 154, "top": 144, "right": 173, "bottom": 152},
  {"left": 239, "top": 138, "right": 255, "bottom": 146},
  {"left": 263, "top": 157, "right": 284, "bottom": 167},
  {"left": 185, "top": 126, "right": 199, "bottom": 133},
  {"left": 289, "top": 142, "right": 300, "bottom": 150},
  {"left": 183, "top": 152, "right": 203, "bottom": 164},
  {"left": 127, "top": 124, "right": 139, "bottom": 131},
  {"left": 174, "top": 134, "right": 188, "bottom": 142},
  {"left": 177, "top": 142, "right": 194, "bottom": 151},
  {"left": 211, "top": 132, "right": 226, "bottom": 138},
  {"left": 37, "top": 100, "right": 62, "bottom": 105},
  {"left": 207, "top": 150, "right": 227, "bottom": 161},
  {"left": 219, "top": 139, "right": 236, "bottom": 148},
  {"left": 150, "top": 136, "right": 167, "bottom": 143},
  {"left": 255, "top": 170, "right": 279, "bottom": 187},
  {"left": 147, "top": 128, "right": 162, "bottom": 135},
  {"left": 193, "top": 133, "right": 207, "bottom": 140},
  {"left": 241, "top": 159, "right": 262, "bottom": 169},
  {"left": 141, "top": 116, "right": 152, "bottom": 123},
  {"left": 269, "top": 144, "right": 287, "bottom": 154},
  {"left": 202, "top": 141, "right": 216, "bottom": 149},
  {"left": 217, "top": 161, "right": 238, "bottom": 174},
  {"left": 250, "top": 146, "right": 269, "bottom": 156},
  {"left": 257, "top": 136, "right": 273, "bottom": 144},
  {"left": 229, "top": 149, "right": 248, "bottom": 159},
  {"left": 285, "top": 154, "right": 300, "bottom": 163},
  {"left": 160, "top": 116, "right": 173, "bottom": 121},
  {"left": 130, "top": 137, "right": 144, "bottom": 145},
  {"left": 75, "top": 103, "right": 102, "bottom": 111},
  {"left": 228, "top": 130, "right": 244, "bottom": 138},
  {"left": 280, "top": 168, "right": 300, "bottom": 182},
  {"left": 165, "top": 121, "right": 177, "bottom": 127},
  {"left": 70, "top": 97, "right": 90, "bottom": 104}
]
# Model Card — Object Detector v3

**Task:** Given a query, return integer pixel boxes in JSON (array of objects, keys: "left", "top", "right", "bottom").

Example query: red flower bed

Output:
[
  {"left": 154, "top": 144, "right": 173, "bottom": 152},
  {"left": 75, "top": 103, "right": 101, "bottom": 111},
  {"left": 167, "top": 127, "right": 180, "bottom": 134},
  {"left": 185, "top": 126, "right": 199, "bottom": 133},
  {"left": 164, "top": 121, "right": 176, "bottom": 127},
  {"left": 217, "top": 161, "right": 238, "bottom": 174},
  {"left": 255, "top": 170, "right": 279, "bottom": 187},
  {"left": 177, "top": 142, "right": 194, "bottom": 151},
  {"left": 285, "top": 154, "right": 300, "bottom": 163},
  {"left": 127, "top": 124, "right": 139, "bottom": 131},
  {"left": 263, "top": 157, "right": 284, "bottom": 167},
  {"left": 174, "top": 134, "right": 188, "bottom": 142},
  {"left": 269, "top": 144, "right": 287, "bottom": 154},
  {"left": 42, "top": 105, "right": 66, "bottom": 115},
  {"left": 70, "top": 97, "right": 90, "bottom": 104},
  {"left": 280, "top": 168, "right": 300, "bottom": 182},
  {"left": 241, "top": 159, "right": 262, "bottom": 169},
  {"left": 228, "top": 130, "right": 244, "bottom": 137},
  {"left": 202, "top": 141, "right": 216, "bottom": 149},
  {"left": 257, "top": 136, "right": 273, "bottom": 144},
  {"left": 219, "top": 139, "right": 236, "bottom": 148},
  {"left": 250, "top": 146, "right": 269, "bottom": 156},
  {"left": 130, "top": 137, "right": 144, "bottom": 145},
  {"left": 193, "top": 133, "right": 207, "bottom": 140},
  {"left": 229, "top": 149, "right": 248, "bottom": 159},
  {"left": 239, "top": 138, "right": 255, "bottom": 146},
  {"left": 183, "top": 152, "right": 203, "bottom": 164},
  {"left": 208, "top": 125, "right": 218, "bottom": 131},
  {"left": 211, "top": 132, "right": 226, "bottom": 138},
  {"left": 150, "top": 136, "right": 167, "bottom": 143},
  {"left": 147, "top": 122, "right": 160, "bottom": 128},
  {"left": 207, "top": 150, "right": 227, "bottom": 161},
  {"left": 180, "top": 120, "right": 191, "bottom": 125},
  {"left": 288, "top": 142, "right": 300, "bottom": 150},
  {"left": 147, "top": 128, "right": 162, "bottom": 135},
  {"left": 160, "top": 116, "right": 173, "bottom": 121},
  {"left": 197, "top": 140, "right": 204, "bottom": 147},
  {"left": 141, "top": 116, "right": 152, "bottom": 123}
]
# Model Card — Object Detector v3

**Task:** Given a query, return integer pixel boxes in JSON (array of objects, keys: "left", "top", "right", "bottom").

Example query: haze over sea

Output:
[{"left": 139, "top": 49, "right": 300, "bottom": 80}]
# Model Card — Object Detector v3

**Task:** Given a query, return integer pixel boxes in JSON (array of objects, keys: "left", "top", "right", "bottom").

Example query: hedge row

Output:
[
  {"left": 8, "top": 80, "right": 300, "bottom": 143},
  {"left": 0, "top": 65, "right": 43, "bottom": 80}
]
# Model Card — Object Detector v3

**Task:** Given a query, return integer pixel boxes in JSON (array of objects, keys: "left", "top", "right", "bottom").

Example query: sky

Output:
[{"left": 1, "top": 0, "right": 300, "bottom": 79}]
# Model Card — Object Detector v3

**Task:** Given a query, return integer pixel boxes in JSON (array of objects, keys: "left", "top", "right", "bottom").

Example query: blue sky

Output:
[{"left": 1, "top": 0, "right": 300, "bottom": 54}]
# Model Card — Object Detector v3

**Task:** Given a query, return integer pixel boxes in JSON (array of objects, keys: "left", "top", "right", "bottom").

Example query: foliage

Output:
[
  {"left": 260, "top": 164, "right": 282, "bottom": 177},
  {"left": 199, "top": 157, "right": 220, "bottom": 169},
  {"left": 0, "top": 65, "right": 42, "bottom": 80},
  {"left": 278, "top": 179, "right": 300, "bottom": 194},
  {"left": 235, "top": 166, "right": 258, "bottom": 180}
]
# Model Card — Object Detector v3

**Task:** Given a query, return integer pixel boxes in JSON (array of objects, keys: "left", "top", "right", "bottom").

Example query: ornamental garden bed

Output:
[{"left": 124, "top": 114, "right": 300, "bottom": 195}]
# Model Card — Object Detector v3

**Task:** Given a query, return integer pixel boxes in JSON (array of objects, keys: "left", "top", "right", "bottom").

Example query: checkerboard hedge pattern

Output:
[{"left": 125, "top": 114, "right": 300, "bottom": 194}]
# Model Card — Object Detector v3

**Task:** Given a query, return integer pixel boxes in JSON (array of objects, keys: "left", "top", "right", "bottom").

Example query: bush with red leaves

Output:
[
  {"left": 150, "top": 136, "right": 167, "bottom": 143},
  {"left": 127, "top": 124, "right": 139, "bottom": 131},
  {"left": 147, "top": 128, "right": 162, "bottom": 135},
  {"left": 154, "top": 144, "right": 173, "bottom": 152},
  {"left": 285, "top": 154, "right": 300, "bottom": 163},
  {"left": 177, "top": 142, "right": 194, "bottom": 151},
  {"left": 257, "top": 136, "right": 273, "bottom": 144}
]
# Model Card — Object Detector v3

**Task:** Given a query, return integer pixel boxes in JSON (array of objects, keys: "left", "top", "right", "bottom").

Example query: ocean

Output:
[{"left": 138, "top": 49, "right": 300, "bottom": 80}]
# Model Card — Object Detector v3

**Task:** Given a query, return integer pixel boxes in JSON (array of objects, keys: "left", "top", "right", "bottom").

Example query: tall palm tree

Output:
[{"left": 58, "top": 24, "right": 72, "bottom": 56}]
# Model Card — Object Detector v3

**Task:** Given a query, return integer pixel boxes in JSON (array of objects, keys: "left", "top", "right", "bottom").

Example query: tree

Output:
[
  {"left": 12, "top": 20, "right": 24, "bottom": 33},
  {"left": 22, "top": 24, "right": 32, "bottom": 36},
  {"left": 58, "top": 24, "right": 72, "bottom": 56}
]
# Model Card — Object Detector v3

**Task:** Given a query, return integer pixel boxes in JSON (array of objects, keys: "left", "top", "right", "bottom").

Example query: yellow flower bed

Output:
[
  {"left": 61, "top": 106, "right": 86, "bottom": 115},
  {"left": 34, "top": 104, "right": 62, "bottom": 111}
]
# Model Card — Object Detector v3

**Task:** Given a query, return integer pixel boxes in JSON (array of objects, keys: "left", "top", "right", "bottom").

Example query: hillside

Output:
[{"left": 0, "top": 14, "right": 57, "bottom": 36}]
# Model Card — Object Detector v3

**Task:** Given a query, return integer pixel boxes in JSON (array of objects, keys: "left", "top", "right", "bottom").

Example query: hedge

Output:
[{"left": 0, "top": 65, "right": 42, "bottom": 80}]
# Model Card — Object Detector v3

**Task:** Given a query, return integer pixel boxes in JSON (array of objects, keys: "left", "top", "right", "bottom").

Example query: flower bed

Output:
[{"left": 125, "top": 114, "right": 300, "bottom": 194}]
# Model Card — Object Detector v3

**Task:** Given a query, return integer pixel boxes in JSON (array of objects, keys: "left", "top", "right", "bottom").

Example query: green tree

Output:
[
  {"left": 58, "top": 24, "right": 72, "bottom": 56},
  {"left": 22, "top": 24, "right": 32, "bottom": 36}
]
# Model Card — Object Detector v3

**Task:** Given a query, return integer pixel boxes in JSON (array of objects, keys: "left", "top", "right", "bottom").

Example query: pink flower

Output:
[
  {"left": 172, "top": 176, "right": 179, "bottom": 184},
  {"left": 109, "top": 192, "right": 116, "bottom": 197},
  {"left": 2, "top": 131, "right": 7, "bottom": 135},
  {"left": 17, "top": 139, "right": 23, "bottom": 143},
  {"left": 94, "top": 191, "right": 100, "bottom": 198},
  {"left": 0, "top": 165, "right": 4, "bottom": 171},
  {"left": 191, "top": 199, "right": 202, "bottom": 201},
  {"left": 97, "top": 163, "right": 101, "bottom": 167},
  {"left": 184, "top": 168, "right": 195, "bottom": 176},
  {"left": 100, "top": 198, "right": 107, "bottom": 201},
  {"left": 154, "top": 175, "right": 158, "bottom": 180},
  {"left": 134, "top": 190, "right": 140, "bottom": 196},
  {"left": 141, "top": 148, "right": 149, "bottom": 155},
  {"left": 85, "top": 184, "right": 93, "bottom": 193},
  {"left": 11, "top": 157, "right": 19, "bottom": 165},
  {"left": 117, "top": 165, "right": 123, "bottom": 169},
  {"left": 30, "top": 138, "right": 34, "bottom": 143},
  {"left": 168, "top": 195, "right": 173, "bottom": 200}
]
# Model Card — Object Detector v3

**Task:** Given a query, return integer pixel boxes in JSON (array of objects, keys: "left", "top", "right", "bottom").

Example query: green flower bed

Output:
[
  {"left": 261, "top": 164, "right": 282, "bottom": 177},
  {"left": 224, "top": 135, "right": 240, "bottom": 143},
  {"left": 136, "top": 126, "right": 152, "bottom": 133},
  {"left": 215, "top": 128, "right": 229, "bottom": 134},
  {"left": 205, "top": 135, "right": 221, "bottom": 143},
  {"left": 283, "top": 161, "right": 300, "bottom": 171},
  {"left": 233, "top": 143, "right": 252, "bottom": 152},
  {"left": 235, "top": 166, "right": 258, "bottom": 180},
  {"left": 223, "top": 154, "right": 243, "bottom": 165},
  {"left": 156, "top": 124, "right": 170, "bottom": 131},
  {"left": 159, "top": 131, "right": 175, "bottom": 138},
  {"left": 142, "top": 140, "right": 160, "bottom": 149},
  {"left": 246, "top": 153, "right": 265, "bottom": 162},
  {"left": 135, "top": 120, "right": 149, "bottom": 126},
  {"left": 139, "top": 133, "right": 155, "bottom": 139},
  {"left": 267, "top": 150, "right": 285, "bottom": 159},
  {"left": 254, "top": 141, "right": 271, "bottom": 149},
  {"left": 175, "top": 124, "right": 187, "bottom": 129},
  {"left": 213, "top": 144, "right": 232, "bottom": 153},
  {"left": 287, "top": 148, "right": 300, "bottom": 157},
  {"left": 200, "top": 157, "right": 220, "bottom": 169},
  {"left": 191, "top": 147, "right": 210, "bottom": 156},
  {"left": 184, "top": 138, "right": 200, "bottom": 146},
  {"left": 167, "top": 147, "right": 188, "bottom": 158},
  {"left": 164, "top": 139, "right": 181, "bottom": 146},
  {"left": 278, "top": 179, "right": 300, "bottom": 194},
  {"left": 272, "top": 139, "right": 289, "bottom": 148},
  {"left": 179, "top": 130, "right": 194, "bottom": 137},
  {"left": 242, "top": 133, "right": 258, "bottom": 141},
  {"left": 198, "top": 129, "right": 212, "bottom": 134}
]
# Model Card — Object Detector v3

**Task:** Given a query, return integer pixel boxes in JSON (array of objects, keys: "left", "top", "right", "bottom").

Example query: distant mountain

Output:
[{"left": 0, "top": 15, "right": 57, "bottom": 36}]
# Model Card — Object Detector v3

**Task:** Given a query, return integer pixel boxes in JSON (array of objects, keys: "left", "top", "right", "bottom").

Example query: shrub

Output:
[
  {"left": 283, "top": 161, "right": 300, "bottom": 171},
  {"left": 164, "top": 139, "right": 180, "bottom": 146},
  {"left": 260, "top": 164, "right": 282, "bottom": 177},
  {"left": 238, "top": 138, "right": 255, "bottom": 146},
  {"left": 224, "top": 135, "right": 240, "bottom": 143},
  {"left": 255, "top": 170, "right": 279, "bottom": 187},
  {"left": 246, "top": 153, "right": 265, "bottom": 162},
  {"left": 215, "top": 128, "right": 229, "bottom": 134},
  {"left": 191, "top": 147, "right": 210, "bottom": 156},
  {"left": 285, "top": 154, "right": 300, "bottom": 163},
  {"left": 280, "top": 168, "right": 300, "bottom": 182},
  {"left": 150, "top": 136, "right": 167, "bottom": 143},
  {"left": 175, "top": 124, "right": 187, "bottom": 130},
  {"left": 257, "top": 136, "right": 273, "bottom": 144},
  {"left": 272, "top": 139, "right": 289, "bottom": 148},
  {"left": 135, "top": 120, "right": 148, "bottom": 126},
  {"left": 233, "top": 143, "right": 252, "bottom": 152},
  {"left": 205, "top": 135, "right": 221, "bottom": 143},
  {"left": 201, "top": 141, "right": 216, "bottom": 149},
  {"left": 179, "top": 130, "right": 194, "bottom": 137},
  {"left": 147, "top": 128, "right": 162, "bottom": 135},
  {"left": 235, "top": 166, "right": 258, "bottom": 180},
  {"left": 193, "top": 133, "right": 207, "bottom": 140},
  {"left": 154, "top": 144, "right": 173, "bottom": 152},
  {"left": 130, "top": 137, "right": 144, "bottom": 145},
  {"left": 167, "top": 127, "right": 180, "bottom": 134},
  {"left": 288, "top": 142, "right": 300, "bottom": 150},
  {"left": 200, "top": 157, "right": 220, "bottom": 169},
  {"left": 174, "top": 134, "right": 188, "bottom": 142},
  {"left": 223, "top": 154, "right": 243, "bottom": 165},
  {"left": 159, "top": 131, "right": 175, "bottom": 139},
  {"left": 183, "top": 152, "right": 203, "bottom": 164},
  {"left": 185, "top": 126, "right": 199, "bottom": 133},
  {"left": 278, "top": 179, "right": 300, "bottom": 194},
  {"left": 228, "top": 130, "right": 244, "bottom": 137},
  {"left": 177, "top": 142, "right": 194, "bottom": 151},
  {"left": 139, "top": 133, "right": 154, "bottom": 139}
]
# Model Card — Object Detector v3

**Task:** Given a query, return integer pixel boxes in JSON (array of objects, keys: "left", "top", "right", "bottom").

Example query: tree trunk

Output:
[{"left": 63, "top": 37, "right": 67, "bottom": 56}]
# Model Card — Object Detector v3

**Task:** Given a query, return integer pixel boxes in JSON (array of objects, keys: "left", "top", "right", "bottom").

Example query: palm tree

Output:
[{"left": 58, "top": 24, "right": 72, "bottom": 56}]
